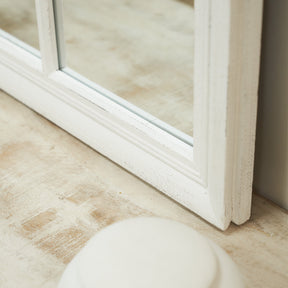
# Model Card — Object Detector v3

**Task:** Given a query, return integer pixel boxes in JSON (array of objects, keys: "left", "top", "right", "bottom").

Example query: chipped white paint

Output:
[{"left": 0, "top": 0, "right": 263, "bottom": 229}]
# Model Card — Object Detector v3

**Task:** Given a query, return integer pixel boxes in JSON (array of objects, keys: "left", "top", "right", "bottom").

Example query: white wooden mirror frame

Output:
[{"left": 0, "top": 0, "right": 263, "bottom": 230}]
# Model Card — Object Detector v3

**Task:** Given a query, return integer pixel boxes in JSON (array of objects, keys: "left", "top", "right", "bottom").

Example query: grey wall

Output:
[{"left": 253, "top": 0, "right": 288, "bottom": 209}]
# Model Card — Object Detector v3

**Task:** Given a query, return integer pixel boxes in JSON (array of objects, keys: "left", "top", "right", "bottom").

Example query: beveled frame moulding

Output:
[{"left": 0, "top": 0, "right": 263, "bottom": 229}]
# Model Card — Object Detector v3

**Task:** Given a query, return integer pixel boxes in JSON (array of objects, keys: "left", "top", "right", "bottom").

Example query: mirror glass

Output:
[
  {"left": 0, "top": 0, "right": 40, "bottom": 51},
  {"left": 62, "top": 0, "right": 195, "bottom": 137}
]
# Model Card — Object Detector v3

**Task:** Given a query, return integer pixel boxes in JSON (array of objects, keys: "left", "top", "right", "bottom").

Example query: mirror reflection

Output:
[
  {"left": 63, "top": 0, "right": 194, "bottom": 136},
  {"left": 0, "top": 0, "right": 40, "bottom": 50}
]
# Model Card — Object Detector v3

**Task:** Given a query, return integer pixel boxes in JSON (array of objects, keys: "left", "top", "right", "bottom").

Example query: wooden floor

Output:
[
  {"left": 0, "top": 90, "right": 287, "bottom": 287},
  {"left": 1, "top": 0, "right": 194, "bottom": 136}
]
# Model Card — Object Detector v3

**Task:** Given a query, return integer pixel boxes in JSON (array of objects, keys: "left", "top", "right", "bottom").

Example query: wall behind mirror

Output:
[
  {"left": 62, "top": 0, "right": 194, "bottom": 137},
  {"left": 0, "top": 0, "right": 39, "bottom": 50}
]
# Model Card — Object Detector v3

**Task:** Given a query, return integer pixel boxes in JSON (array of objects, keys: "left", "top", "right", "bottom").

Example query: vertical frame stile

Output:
[
  {"left": 228, "top": 0, "right": 263, "bottom": 224},
  {"left": 52, "top": 0, "right": 66, "bottom": 69},
  {"left": 35, "top": 0, "right": 60, "bottom": 73},
  {"left": 208, "top": 0, "right": 232, "bottom": 228},
  {"left": 193, "top": 0, "right": 210, "bottom": 185}
]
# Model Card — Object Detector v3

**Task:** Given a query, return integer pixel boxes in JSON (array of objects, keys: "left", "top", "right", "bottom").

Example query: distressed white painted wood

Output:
[
  {"left": 0, "top": 0, "right": 263, "bottom": 230},
  {"left": 226, "top": 0, "right": 264, "bottom": 223},
  {"left": 35, "top": 0, "right": 59, "bottom": 73},
  {"left": 51, "top": 0, "right": 66, "bottom": 68}
]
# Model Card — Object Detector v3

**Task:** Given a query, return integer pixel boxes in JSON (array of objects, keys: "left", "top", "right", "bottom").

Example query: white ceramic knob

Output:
[{"left": 58, "top": 217, "right": 244, "bottom": 288}]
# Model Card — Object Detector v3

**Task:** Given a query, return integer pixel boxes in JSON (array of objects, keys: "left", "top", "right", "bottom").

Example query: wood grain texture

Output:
[{"left": 0, "top": 90, "right": 287, "bottom": 288}]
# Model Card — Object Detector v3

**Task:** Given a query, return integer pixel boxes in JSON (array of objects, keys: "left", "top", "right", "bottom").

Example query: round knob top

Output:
[{"left": 59, "top": 217, "right": 244, "bottom": 288}]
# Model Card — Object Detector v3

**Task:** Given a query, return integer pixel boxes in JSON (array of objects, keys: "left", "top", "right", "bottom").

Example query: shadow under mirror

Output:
[
  {"left": 0, "top": 0, "right": 40, "bottom": 53},
  {"left": 62, "top": 0, "right": 194, "bottom": 138}
]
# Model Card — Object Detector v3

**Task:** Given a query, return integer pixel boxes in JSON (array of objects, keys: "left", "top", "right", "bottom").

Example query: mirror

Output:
[
  {"left": 0, "top": 0, "right": 40, "bottom": 51},
  {"left": 62, "top": 0, "right": 194, "bottom": 137}
]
